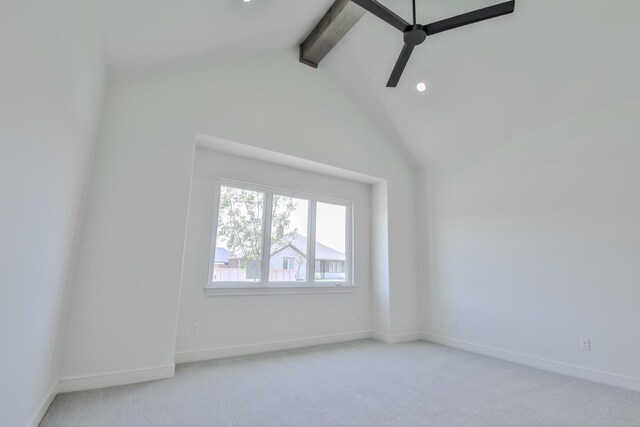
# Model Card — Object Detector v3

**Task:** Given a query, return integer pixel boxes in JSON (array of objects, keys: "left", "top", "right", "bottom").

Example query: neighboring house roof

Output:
[
  {"left": 271, "top": 233, "right": 344, "bottom": 261},
  {"left": 214, "top": 247, "right": 231, "bottom": 263}
]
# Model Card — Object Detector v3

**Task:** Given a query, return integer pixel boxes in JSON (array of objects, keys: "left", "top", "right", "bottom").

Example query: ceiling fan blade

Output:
[
  {"left": 424, "top": 0, "right": 515, "bottom": 36},
  {"left": 386, "top": 43, "right": 414, "bottom": 87},
  {"left": 351, "top": 0, "right": 410, "bottom": 32}
]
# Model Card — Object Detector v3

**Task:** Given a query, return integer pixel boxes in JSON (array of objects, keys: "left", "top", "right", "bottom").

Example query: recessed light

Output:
[
  {"left": 416, "top": 82, "right": 427, "bottom": 92},
  {"left": 242, "top": 0, "right": 251, "bottom": 2}
]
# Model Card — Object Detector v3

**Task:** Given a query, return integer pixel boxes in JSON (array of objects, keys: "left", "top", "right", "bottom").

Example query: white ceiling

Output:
[
  {"left": 99, "top": 0, "right": 335, "bottom": 72},
  {"left": 99, "top": 0, "right": 640, "bottom": 167}
]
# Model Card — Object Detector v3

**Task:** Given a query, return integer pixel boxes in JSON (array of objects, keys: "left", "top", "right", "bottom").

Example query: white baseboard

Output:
[
  {"left": 370, "top": 330, "right": 422, "bottom": 344},
  {"left": 175, "top": 330, "right": 372, "bottom": 364},
  {"left": 25, "top": 382, "right": 58, "bottom": 427},
  {"left": 57, "top": 364, "right": 175, "bottom": 393},
  {"left": 420, "top": 332, "right": 640, "bottom": 392}
]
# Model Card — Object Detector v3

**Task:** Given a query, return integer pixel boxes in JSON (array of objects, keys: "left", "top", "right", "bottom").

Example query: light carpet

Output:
[{"left": 41, "top": 340, "right": 640, "bottom": 426}]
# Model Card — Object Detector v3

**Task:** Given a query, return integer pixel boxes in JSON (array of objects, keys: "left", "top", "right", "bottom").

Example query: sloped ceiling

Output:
[
  {"left": 99, "top": 0, "right": 640, "bottom": 167},
  {"left": 99, "top": 0, "right": 335, "bottom": 72}
]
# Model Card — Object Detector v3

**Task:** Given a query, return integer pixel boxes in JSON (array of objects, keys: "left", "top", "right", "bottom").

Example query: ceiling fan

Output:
[{"left": 351, "top": 0, "right": 516, "bottom": 87}]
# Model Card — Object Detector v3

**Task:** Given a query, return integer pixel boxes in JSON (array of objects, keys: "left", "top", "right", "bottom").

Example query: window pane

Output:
[
  {"left": 269, "top": 195, "right": 308, "bottom": 282},
  {"left": 212, "top": 185, "right": 264, "bottom": 283},
  {"left": 315, "top": 202, "right": 347, "bottom": 282}
]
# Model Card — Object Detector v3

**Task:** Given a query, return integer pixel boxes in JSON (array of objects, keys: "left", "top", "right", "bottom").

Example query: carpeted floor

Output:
[{"left": 41, "top": 340, "right": 640, "bottom": 426}]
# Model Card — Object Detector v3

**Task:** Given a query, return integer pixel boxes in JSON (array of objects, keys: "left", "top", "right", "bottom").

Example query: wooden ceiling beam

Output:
[{"left": 299, "top": 0, "right": 365, "bottom": 68}]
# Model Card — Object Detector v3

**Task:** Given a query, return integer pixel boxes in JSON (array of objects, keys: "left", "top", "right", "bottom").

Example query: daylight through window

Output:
[{"left": 210, "top": 182, "right": 352, "bottom": 288}]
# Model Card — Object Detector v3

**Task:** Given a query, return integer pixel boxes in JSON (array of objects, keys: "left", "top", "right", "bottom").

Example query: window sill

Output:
[{"left": 204, "top": 285, "right": 356, "bottom": 296}]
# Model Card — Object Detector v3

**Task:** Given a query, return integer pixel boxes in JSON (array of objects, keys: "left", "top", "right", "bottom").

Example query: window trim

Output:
[{"left": 207, "top": 178, "right": 354, "bottom": 292}]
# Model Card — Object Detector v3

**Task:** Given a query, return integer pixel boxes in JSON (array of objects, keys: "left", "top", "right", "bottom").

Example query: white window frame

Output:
[{"left": 206, "top": 178, "right": 354, "bottom": 295}]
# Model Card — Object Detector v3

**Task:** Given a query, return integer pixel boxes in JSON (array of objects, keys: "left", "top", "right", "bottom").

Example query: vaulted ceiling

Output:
[{"left": 99, "top": 0, "right": 640, "bottom": 166}]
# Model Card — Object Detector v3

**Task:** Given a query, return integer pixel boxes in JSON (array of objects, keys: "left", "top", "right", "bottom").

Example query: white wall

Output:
[
  {"left": 0, "top": 0, "right": 104, "bottom": 425},
  {"left": 420, "top": 96, "right": 640, "bottom": 385},
  {"left": 61, "top": 49, "right": 419, "bottom": 385},
  {"left": 176, "top": 149, "right": 371, "bottom": 358}
]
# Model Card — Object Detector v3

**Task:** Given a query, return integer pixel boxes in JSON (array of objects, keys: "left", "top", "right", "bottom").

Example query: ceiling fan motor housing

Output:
[{"left": 404, "top": 25, "right": 427, "bottom": 46}]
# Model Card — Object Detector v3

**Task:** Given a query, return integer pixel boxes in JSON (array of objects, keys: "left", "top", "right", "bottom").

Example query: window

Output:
[
  {"left": 270, "top": 195, "right": 308, "bottom": 282},
  {"left": 211, "top": 185, "right": 264, "bottom": 282},
  {"left": 209, "top": 180, "right": 352, "bottom": 289},
  {"left": 282, "top": 258, "right": 295, "bottom": 270},
  {"left": 314, "top": 202, "right": 347, "bottom": 283}
]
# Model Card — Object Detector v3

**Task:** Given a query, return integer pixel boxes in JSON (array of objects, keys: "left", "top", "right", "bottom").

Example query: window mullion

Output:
[
  {"left": 261, "top": 191, "right": 273, "bottom": 286},
  {"left": 307, "top": 199, "right": 317, "bottom": 284}
]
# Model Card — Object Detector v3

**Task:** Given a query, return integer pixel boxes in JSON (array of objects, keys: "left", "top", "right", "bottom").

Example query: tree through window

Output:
[{"left": 210, "top": 182, "right": 351, "bottom": 287}]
